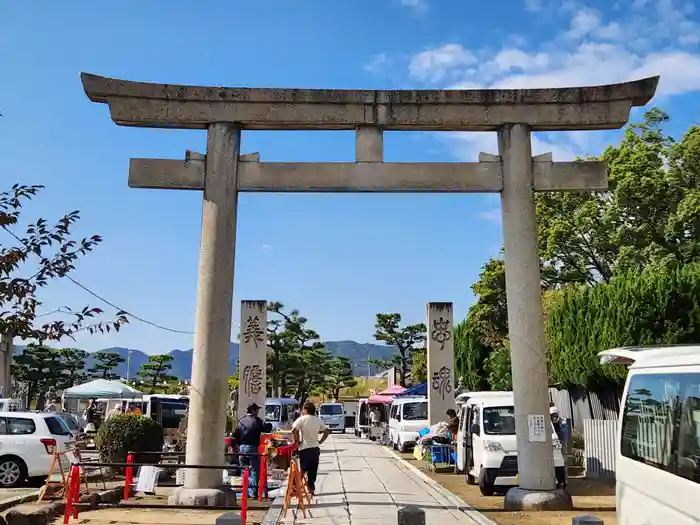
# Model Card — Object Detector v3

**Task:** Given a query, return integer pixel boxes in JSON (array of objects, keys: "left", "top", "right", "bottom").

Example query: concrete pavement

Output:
[{"left": 276, "top": 433, "right": 490, "bottom": 525}]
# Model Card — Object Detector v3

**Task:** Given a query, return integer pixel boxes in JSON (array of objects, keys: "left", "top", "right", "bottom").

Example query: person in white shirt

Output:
[
  {"left": 369, "top": 407, "right": 381, "bottom": 426},
  {"left": 292, "top": 402, "right": 331, "bottom": 495}
]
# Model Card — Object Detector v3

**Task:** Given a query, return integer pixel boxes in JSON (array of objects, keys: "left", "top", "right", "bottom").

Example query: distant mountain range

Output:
[{"left": 78, "top": 341, "right": 395, "bottom": 380}]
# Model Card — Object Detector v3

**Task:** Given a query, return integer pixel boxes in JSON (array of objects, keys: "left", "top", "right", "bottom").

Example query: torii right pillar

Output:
[{"left": 493, "top": 123, "right": 640, "bottom": 510}]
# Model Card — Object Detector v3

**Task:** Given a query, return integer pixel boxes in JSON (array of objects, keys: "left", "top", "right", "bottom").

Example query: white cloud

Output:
[
  {"left": 364, "top": 52, "right": 392, "bottom": 74},
  {"left": 479, "top": 208, "right": 502, "bottom": 222},
  {"left": 376, "top": 0, "right": 700, "bottom": 161},
  {"left": 261, "top": 244, "right": 273, "bottom": 250},
  {"left": 399, "top": 0, "right": 429, "bottom": 14},
  {"left": 409, "top": 44, "right": 477, "bottom": 83}
]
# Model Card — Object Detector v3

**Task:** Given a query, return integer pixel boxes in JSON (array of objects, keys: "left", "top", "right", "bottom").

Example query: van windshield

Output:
[
  {"left": 265, "top": 405, "right": 281, "bottom": 422},
  {"left": 403, "top": 402, "right": 427, "bottom": 421},
  {"left": 320, "top": 405, "right": 343, "bottom": 416},
  {"left": 483, "top": 406, "right": 516, "bottom": 435}
]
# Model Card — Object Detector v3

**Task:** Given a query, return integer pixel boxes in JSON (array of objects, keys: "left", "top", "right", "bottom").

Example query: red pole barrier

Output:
[
  {"left": 71, "top": 465, "right": 80, "bottom": 518},
  {"left": 63, "top": 475, "right": 73, "bottom": 524},
  {"left": 124, "top": 453, "right": 134, "bottom": 500},
  {"left": 241, "top": 467, "right": 249, "bottom": 525},
  {"left": 258, "top": 445, "right": 267, "bottom": 501}
]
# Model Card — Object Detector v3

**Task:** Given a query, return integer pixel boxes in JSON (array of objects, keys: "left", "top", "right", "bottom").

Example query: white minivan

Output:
[
  {"left": 599, "top": 345, "right": 700, "bottom": 525},
  {"left": 319, "top": 403, "right": 346, "bottom": 433},
  {"left": 455, "top": 392, "right": 566, "bottom": 496},
  {"left": 389, "top": 397, "right": 429, "bottom": 453}
]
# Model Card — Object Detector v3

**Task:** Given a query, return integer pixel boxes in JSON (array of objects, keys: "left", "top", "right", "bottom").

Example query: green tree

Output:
[
  {"left": 547, "top": 264, "right": 700, "bottom": 389},
  {"left": 1, "top": 184, "right": 128, "bottom": 342},
  {"left": 90, "top": 351, "right": 125, "bottom": 379},
  {"left": 372, "top": 313, "right": 426, "bottom": 387},
  {"left": 11, "top": 344, "right": 64, "bottom": 406},
  {"left": 138, "top": 354, "right": 177, "bottom": 391},
  {"left": 324, "top": 356, "right": 357, "bottom": 400},
  {"left": 410, "top": 349, "right": 427, "bottom": 385},
  {"left": 537, "top": 108, "right": 700, "bottom": 286},
  {"left": 265, "top": 302, "right": 332, "bottom": 404},
  {"left": 58, "top": 347, "right": 88, "bottom": 387},
  {"left": 453, "top": 258, "right": 511, "bottom": 391}
]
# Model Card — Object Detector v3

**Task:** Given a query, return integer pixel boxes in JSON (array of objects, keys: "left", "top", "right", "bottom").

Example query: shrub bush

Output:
[
  {"left": 547, "top": 263, "right": 700, "bottom": 389},
  {"left": 95, "top": 415, "right": 164, "bottom": 471}
]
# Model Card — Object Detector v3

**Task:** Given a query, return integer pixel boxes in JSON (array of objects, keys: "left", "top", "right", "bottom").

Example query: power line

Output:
[
  {"left": 66, "top": 275, "right": 194, "bottom": 334},
  {"left": 3, "top": 225, "right": 239, "bottom": 335},
  {"left": 65, "top": 276, "right": 240, "bottom": 335}
]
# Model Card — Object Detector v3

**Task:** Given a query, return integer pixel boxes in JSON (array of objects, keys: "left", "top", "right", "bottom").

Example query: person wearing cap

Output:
[
  {"left": 233, "top": 403, "right": 272, "bottom": 496},
  {"left": 550, "top": 403, "right": 571, "bottom": 487}
]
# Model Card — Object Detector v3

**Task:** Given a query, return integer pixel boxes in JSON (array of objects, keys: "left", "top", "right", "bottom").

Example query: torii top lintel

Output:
[{"left": 81, "top": 73, "right": 659, "bottom": 132}]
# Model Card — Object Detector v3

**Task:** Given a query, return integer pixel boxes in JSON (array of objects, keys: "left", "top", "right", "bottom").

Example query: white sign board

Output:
[
  {"left": 238, "top": 301, "right": 268, "bottom": 416},
  {"left": 527, "top": 414, "right": 547, "bottom": 443},
  {"left": 426, "top": 302, "right": 455, "bottom": 426},
  {"left": 135, "top": 466, "right": 158, "bottom": 494}
]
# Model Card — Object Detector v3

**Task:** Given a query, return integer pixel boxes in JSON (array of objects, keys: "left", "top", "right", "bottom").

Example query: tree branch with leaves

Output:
[
  {"left": 372, "top": 313, "right": 426, "bottom": 387},
  {"left": 0, "top": 184, "right": 128, "bottom": 343}
]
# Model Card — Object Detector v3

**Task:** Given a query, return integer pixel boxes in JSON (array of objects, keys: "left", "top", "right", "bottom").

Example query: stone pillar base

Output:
[
  {"left": 168, "top": 487, "right": 237, "bottom": 507},
  {"left": 504, "top": 487, "right": 572, "bottom": 511}
]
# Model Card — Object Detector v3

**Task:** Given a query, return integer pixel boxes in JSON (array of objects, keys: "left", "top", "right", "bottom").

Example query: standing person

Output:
[
  {"left": 369, "top": 406, "right": 380, "bottom": 427},
  {"left": 550, "top": 405, "right": 570, "bottom": 487},
  {"left": 292, "top": 402, "right": 331, "bottom": 496},
  {"left": 233, "top": 403, "right": 272, "bottom": 496},
  {"left": 84, "top": 398, "right": 100, "bottom": 430},
  {"left": 445, "top": 408, "right": 459, "bottom": 437}
]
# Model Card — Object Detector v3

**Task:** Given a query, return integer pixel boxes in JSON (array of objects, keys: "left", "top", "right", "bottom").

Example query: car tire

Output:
[
  {"left": 466, "top": 473, "right": 477, "bottom": 485},
  {"left": 478, "top": 471, "right": 495, "bottom": 496},
  {"left": 0, "top": 456, "right": 27, "bottom": 488},
  {"left": 398, "top": 440, "right": 408, "bottom": 453}
]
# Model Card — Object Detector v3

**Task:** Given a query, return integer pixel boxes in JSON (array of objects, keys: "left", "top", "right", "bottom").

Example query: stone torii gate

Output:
[{"left": 81, "top": 73, "right": 658, "bottom": 509}]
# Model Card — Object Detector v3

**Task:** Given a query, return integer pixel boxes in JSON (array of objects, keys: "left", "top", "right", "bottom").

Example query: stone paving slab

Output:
[{"left": 277, "top": 433, "right": 487, "bottom": 525}]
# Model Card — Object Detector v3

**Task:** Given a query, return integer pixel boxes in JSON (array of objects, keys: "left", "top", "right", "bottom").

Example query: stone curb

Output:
[
  {"left": 260, "top": 481, "right": 287, "bottom": 525},
  {"left": 384, "top": 447, "right": 496, "bottom": 525},
  {"left": 0, "top": 493, "right": 41, "bottom": 514},
  {"left": 1, "top": 486, "right": 123, "bottom": 525}
]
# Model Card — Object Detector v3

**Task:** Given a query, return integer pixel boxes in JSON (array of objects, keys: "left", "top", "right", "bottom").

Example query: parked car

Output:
[
  {"left": 0, "top": 411, "right": 75, "bottom": 487},
  {"left": 319, "top": 403, "right": 346, "bottom": 433},
  {"left": 54, "top": 412, "right": 83, "bottom": 439},
  {"left": 389, "top": 397, "right": 429, "bottom": 452}
]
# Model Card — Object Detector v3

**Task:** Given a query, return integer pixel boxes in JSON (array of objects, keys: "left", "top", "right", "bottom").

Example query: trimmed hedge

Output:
[
  {"left": 95, "top": 414, "right": 164, "bottom": 470},
  {"left": 547, "top": 263, "right": 700, "bottom": 389}
]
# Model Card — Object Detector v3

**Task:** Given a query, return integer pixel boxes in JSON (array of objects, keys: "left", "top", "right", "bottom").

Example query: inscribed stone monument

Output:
[
  {"left": 238, "top": 301, "right": 268, "bottom": 415},
  {"left": 426, "top": 302, "right": 455, "bottom": 426}
]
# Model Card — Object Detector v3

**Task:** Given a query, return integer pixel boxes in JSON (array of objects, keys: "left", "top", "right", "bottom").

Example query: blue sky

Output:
[{"left": 2, "top": 0, "right": 699, "bottom": 355}]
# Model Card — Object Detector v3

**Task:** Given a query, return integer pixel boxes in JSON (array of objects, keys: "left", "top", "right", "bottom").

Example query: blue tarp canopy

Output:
[{"left": 396, "top": 382, "right": 426, "bottom": 397}]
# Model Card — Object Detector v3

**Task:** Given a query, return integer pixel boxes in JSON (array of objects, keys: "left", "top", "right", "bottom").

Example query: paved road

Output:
[
  {"left": 0, "top": 485, "right": 41, "bottom": 505},
  {"left": 278, "top": 433, "right": 487, "bottom": 525}
]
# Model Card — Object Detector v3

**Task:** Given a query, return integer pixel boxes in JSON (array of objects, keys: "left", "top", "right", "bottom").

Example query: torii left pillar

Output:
[{"left": 171, "top": 124, "right": 240, "bottom": 506}]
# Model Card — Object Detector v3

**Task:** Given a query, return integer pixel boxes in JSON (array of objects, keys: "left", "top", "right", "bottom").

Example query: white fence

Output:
[{"left": 583, "top": 419, "right": 618, "bottom": 480}]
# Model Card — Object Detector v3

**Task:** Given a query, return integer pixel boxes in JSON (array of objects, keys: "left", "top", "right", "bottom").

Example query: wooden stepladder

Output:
[{"left": 282, "top": 456, "right": 312, "bottom": 518}]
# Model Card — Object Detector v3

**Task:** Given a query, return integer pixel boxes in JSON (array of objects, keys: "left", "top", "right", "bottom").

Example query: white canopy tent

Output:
[{"left": 63, "top": 379, "right": 144, "bottom": 399}]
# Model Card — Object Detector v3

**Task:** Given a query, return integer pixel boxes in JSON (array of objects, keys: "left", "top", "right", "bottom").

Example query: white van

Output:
[
  {"left": 389, "top": 397, "right": 429, "bottom": 453},
  {"left": 355, "top": 399, "right": 369, "bottom": 437},
  {"left": 455, "top": 391, "right": 566, "bottom": 496},
  {"left": 599, "top": 345, "right": 700, "bottom": 525},
  {"left": 265, "top": 398, "right": 299, "bottom": 431},
  {"left": 319, "top": 402, "right": 345, "bottom": 433}
]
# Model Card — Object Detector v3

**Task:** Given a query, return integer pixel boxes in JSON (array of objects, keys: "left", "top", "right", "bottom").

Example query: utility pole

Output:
[
  {"left": 126, "top": 350, "right": 133, "bottom": 381},
  {"left": 0, "top": 332, "right": 13, "bottom": 397}
]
